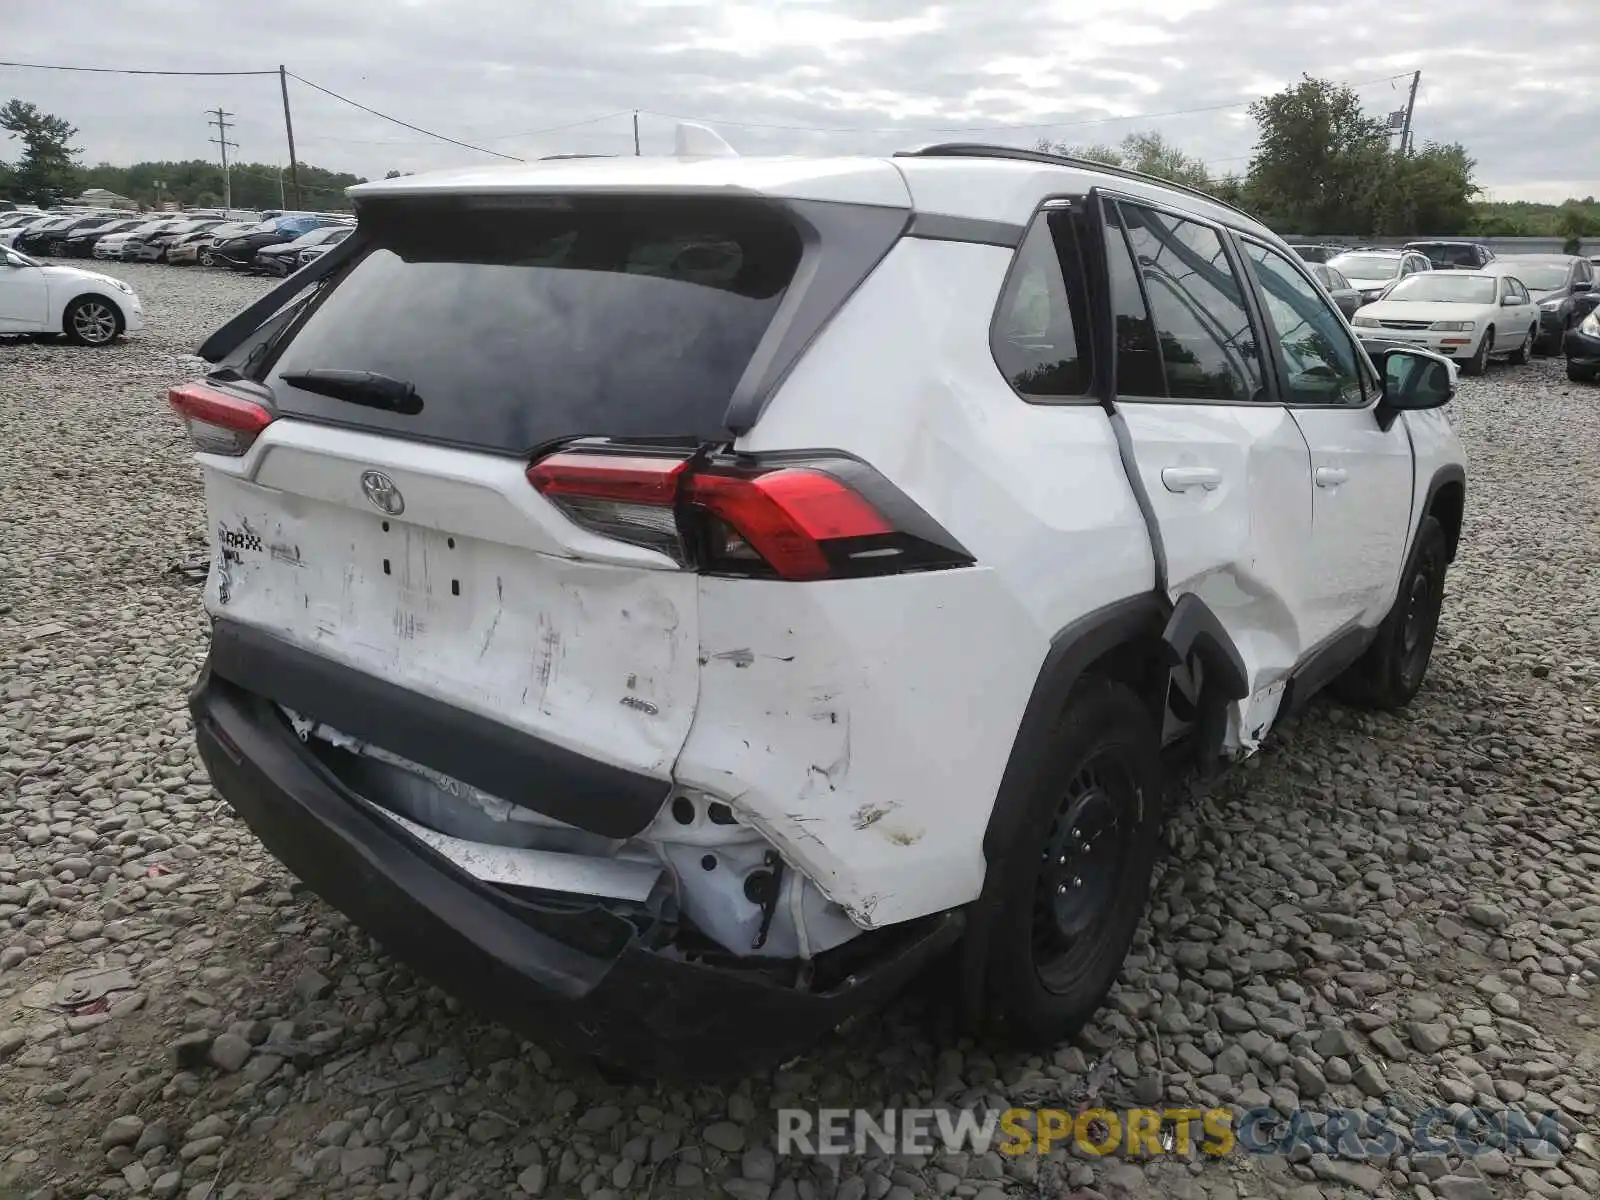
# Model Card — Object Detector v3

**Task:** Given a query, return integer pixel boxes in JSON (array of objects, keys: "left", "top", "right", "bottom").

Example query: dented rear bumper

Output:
[{"left": 189, "top": 664, "right": 961, "bottom": 1078}]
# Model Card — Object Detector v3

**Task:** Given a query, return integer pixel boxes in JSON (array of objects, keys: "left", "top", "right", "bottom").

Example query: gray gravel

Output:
[{"left": 3, "top": 260, "right": 1600, "bottom": 1200}]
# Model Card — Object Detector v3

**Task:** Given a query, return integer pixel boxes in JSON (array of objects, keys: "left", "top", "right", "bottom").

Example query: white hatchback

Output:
[
  {"left": 0, "top": 247, "right": 145, "bottom": 344},
  {"left": 1352, "top": 271, "right": 1540, "bottom": 375}
]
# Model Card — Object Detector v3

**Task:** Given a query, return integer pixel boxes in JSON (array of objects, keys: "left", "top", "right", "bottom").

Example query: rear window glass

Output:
[{"left": 267, "top": 197, "right": 802, "bottom": 453}]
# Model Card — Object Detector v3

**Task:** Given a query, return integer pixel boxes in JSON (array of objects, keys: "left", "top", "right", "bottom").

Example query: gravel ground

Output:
[{"left": 2, "top": 260, "right": 1598, "bottom": 1200}]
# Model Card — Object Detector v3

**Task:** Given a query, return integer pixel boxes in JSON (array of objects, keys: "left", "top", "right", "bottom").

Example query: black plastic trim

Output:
[
  {"left": 1419, "top": 463, "right": 1466, "bottom": 562},
  {"left": 960, "top": 592, "right": 1170, "bottom": 1020},
  {"left": 1278, "top": 622, "right": 1377, "bottom": 718},
  {"left": 191, "top": 667, "right": 965, "bottom": 1078},
  {"left": 723, "top": 200, "right": 912, "bottom": 434},
  {"left": 1161, "top": 593, "right": 1249, "bottom": 700},
  {"left": 906, "top": 212, "right": 1025, "bottom": 247},
  {"left": 196, "top": 231, "right": 365, "bottom": 362},
  {"left": 206, "top": 619, "right": 670, "bottom": 838}
]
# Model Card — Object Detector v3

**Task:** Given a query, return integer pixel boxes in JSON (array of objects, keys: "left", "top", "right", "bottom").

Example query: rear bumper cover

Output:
[{"left": 190, "top": 665, "right": 961, "bottom": 1077}]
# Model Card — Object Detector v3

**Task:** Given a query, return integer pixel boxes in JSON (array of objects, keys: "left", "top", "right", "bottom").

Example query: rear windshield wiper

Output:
[{"left": 278, "top": 369, "right": 423, "bottom": 415}]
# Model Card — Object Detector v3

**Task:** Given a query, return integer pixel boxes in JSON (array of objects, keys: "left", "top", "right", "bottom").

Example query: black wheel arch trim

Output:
[
  {"left": 1160, "top": 592, "right": 1249, "bottom": 700},
  {"left": 959, "top": 592, "right": 1169, "bottom": 1020},
  {"left": 1420, "top": 463, "right": 1465, "bottom": 562}
]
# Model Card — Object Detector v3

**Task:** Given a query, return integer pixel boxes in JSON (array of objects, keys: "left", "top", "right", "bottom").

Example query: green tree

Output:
[
  {"left": 1368, "top": 142, "right": 1479, "bottom": 236},
  {"left": 1038, "top": 131, "right": 1212, "bottom": 190},
  {"left": 0, "top": 99, "right": 82, "bottom": 204},
  {"left": 1555, "top": 204, "right": 1591, "bottom": 255},
  {"left": 1243, "top": 76, "right": 1390, "bottom": 232}
]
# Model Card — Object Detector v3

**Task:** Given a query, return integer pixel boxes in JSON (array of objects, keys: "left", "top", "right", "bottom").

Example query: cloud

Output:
[{"left": 3, "top": 0, "right": 1596, "bottom": 202}]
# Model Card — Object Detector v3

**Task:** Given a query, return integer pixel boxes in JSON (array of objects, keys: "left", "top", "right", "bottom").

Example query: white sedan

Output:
[
  {"left": 0, "top": 247, "right": 145, "bottom": 345},
  {"left": 1350, "top": 271, "right": 1540, "bottom": 375}
]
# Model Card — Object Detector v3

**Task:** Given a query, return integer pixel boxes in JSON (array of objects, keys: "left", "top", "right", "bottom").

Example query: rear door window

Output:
[
  {"left": 266, "top": 197, "right": 804, "bottom": 453},
  {"left": 1117, "top": 203, "right": 1265, "bottom": 402}
]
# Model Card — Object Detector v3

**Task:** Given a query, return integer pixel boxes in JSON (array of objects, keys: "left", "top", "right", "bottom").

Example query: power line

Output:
[
  {"left": 293, "top": 110, "right": 634, "bottom": 148},
  {"left": 285, "top": 72, "right": 523, "bottom": 162},
  {"left": 0, "top": 59, "right": 276, "bottom": 77}
]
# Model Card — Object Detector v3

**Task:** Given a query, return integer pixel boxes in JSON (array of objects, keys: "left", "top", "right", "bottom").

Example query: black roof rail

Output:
[
  {"left": 539, "top": 153, "right": 615, "bottom": 161},
  {"left": 894, "top": 142, "right": 1258, "bottom": 223}
]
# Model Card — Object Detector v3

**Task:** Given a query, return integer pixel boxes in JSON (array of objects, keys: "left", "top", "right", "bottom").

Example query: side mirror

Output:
[
  {"left": 1573, "top": 280, "right": 1593, "bottom": 294},
  {"left": 1502, "top": 295, "right": 1520, "bottom": 306},
  {"left": 1376, "top": 347, "right": 1455, "bottom": 428}
]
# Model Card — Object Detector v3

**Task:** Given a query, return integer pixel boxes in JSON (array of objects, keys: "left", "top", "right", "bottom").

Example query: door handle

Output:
[
  {"left": 1315, "top": 467, "right": 1348, "bottom": 488},
  {"left": 1161, "top": 466, "right": 1223, "bottom": 493}
]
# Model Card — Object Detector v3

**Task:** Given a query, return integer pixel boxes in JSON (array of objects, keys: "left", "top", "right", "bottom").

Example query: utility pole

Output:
[
  {"left": 633, "top": 111, "right": 641, "bottom": 157},
  {"left": 279, "top": 66, "right": 302, "bottom": 209},
  {"left": 1398, "top": 70, "right": 1421, "bottom": 155},
  {"left": 207, "top": 107, "right": 239, "bottom": 212}
]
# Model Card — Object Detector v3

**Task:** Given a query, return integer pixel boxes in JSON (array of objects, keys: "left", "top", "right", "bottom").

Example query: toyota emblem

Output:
[{"left": 360, "top": 470, "right": 405, "bottom": 516}]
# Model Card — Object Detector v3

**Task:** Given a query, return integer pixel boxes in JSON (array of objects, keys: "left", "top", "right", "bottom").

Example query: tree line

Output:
[
  {"left": 1040, "top": 75, "right": 1593, "bottom": 244},
  {"left": 6, "top": 80, "right": 1598, "bottom": 242},
  {"left": 0, "top": 100, "right": 363, "bottom": 212}
]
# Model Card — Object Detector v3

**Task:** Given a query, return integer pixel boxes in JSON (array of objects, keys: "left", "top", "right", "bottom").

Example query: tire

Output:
[
  {"left": 971, "top": 677, "right": 1163, "bottom": 1047},
  {"left": 1334, "top": 516, "right": 1449, "bottom": 711},
  {"left": 1506, "top": 324, "right": 1533, "bottom": 366},
  {"left": 63, "top": 296, "right": 124, "bottom": 346},
  {"left": 199, "top": 247, "right": 218, "bottom": 267},
  {"left": 1569, "top": 361, "right": 1597, "bottom": 383},
  {"left": 1463, "top": 328, "right": 1493, "bottom": 375}
]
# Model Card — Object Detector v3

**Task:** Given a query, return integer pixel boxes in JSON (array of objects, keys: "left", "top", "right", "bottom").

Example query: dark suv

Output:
[{"left": 1405, "top": 240, "right": 1495, "bottom": 271}]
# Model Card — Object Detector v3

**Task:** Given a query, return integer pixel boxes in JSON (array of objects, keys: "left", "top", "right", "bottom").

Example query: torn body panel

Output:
[
  {"left": 200, "top": 465, "right": 699, "bottom": 785},
  {"left": 673, "top": 569, "right": 1046, "bottom": 930}
]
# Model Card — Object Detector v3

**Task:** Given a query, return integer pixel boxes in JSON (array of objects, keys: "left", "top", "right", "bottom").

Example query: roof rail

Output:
[
  {"left": 539, "top": 153, "right": 614, "bottom": 161},
  {"left": 894, "top": 142, "right": 1257, "bottom": 223}
]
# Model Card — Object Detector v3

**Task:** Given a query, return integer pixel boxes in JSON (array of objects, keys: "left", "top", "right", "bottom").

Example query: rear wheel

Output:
[
  {"left": 1507, "top": 324, "right": 1533, "bottom": 366},
  {"left": 199, "top": 247, "right": 218, "bottom": 267},
  {"left": 1463, "top": 327, "right": 1493, "bottom": 375},
  {"left": 64, "top": 296, "right": 123, "bottom": 346},
  {"left": 973, "top": 678, "right": 1162, "bottom": 1046},
  {"left": 1334, "top": 516, "right": 1449, "bottom": 711}
]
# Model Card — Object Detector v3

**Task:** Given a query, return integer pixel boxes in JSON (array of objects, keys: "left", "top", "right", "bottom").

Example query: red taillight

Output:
[
  {"left": 685, "top": 469, "right": 893, "bottom": 580},
  {"left": 527, "top": 444, "right": 971, "bottom": 581},
  {"left": 168, "top": 382, "right": 274, "bottom": 456}
]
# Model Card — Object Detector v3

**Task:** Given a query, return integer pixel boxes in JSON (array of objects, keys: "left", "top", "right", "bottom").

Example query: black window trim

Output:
[
  {"left": 1234, "top": 231, "right": 1380, "bottom": 412},
  {"left": 987, "top": 194, "right": 1099, "bottom": 408},
  {"left": 1092, "top": 187, "right": 1282, "bottom": 409}
]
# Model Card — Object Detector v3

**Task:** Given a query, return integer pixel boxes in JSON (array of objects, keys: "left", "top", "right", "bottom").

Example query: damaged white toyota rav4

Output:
[{"left": 178, "top": 140, "right": 1466, "bottom": 1077}]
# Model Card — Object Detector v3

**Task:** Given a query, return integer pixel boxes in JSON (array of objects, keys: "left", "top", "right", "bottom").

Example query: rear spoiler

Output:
[{"left": 195, "top": 230, "right": 364, "bottom": 363}]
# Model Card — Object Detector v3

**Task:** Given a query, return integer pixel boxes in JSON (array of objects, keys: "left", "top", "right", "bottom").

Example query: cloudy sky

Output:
[{"left": 5, "top": 0, "right": 1598, "bottom": 203}]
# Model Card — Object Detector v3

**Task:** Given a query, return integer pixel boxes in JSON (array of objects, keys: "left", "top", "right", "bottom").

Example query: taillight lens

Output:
[
  {"left": 168, "top": 382, "right": 274, "bottom": 456},
  {"left": 527, "top": 444, "right": 972, "bottom": 581}
]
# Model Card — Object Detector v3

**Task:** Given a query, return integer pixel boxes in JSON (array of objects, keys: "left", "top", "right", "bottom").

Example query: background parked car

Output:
[
  {"left": 112, "top": 218, "right": 195, "bottom": 263},
  {"left": 1487, "top": 255, "right": 1596, "bottom": 353},
  {"left": 209, "top": 215, "right": 340, "bottom": 269},
  {"left": 58, "top": 216, "right": 147, "bottom": 258},
  {"left": 253, "top": 224, "right": 353, "bottom": 275},
  {"left": 1351, "top": 270, "right": 1538, "bottom": 374},
  {"left": 132, "top": 219, "right": 225, "bottom": 262},
  {"left": 1308, "top": 261, "right": 1362, "bottom": 317},
  {"left": 1327, "top": 248, "right": 1433, "bottom": 305},
  {"left": 0, "top": 245, "right": 144, "bottom": 345},
  {"left": 170, "top": 223, "right": 255, "bottom": 267},
  {"left": 1290, "top": 243, "right": 1349, "bottom": 264},
  {"left": 1405, "top": 240, "right": 1495, "bottom": 271},
  {"left": 1564, "top": 288, "right": 1600, "bottom": 382},
  {"left": 15, "top": 214, "right": 118, "bottom": 255}
]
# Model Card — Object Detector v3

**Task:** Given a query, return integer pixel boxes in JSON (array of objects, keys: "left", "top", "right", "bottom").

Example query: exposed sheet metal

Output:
[{"left": 365, "top": 802, "right": 665, "bottom": 903}]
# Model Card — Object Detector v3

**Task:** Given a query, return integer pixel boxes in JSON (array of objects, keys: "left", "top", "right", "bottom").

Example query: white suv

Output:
[{"left": 177, "top": 142, "right": 1467, "bottom": 1076}]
